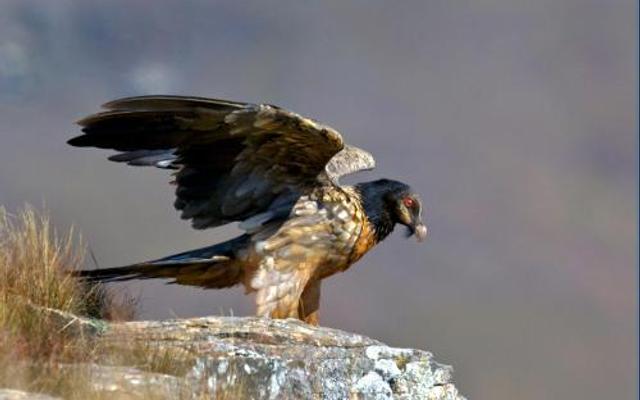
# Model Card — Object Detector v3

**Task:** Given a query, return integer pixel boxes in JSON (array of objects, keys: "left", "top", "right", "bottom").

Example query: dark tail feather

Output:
[{"left": 76, "top": 235, "right": 249, "bottom": 289}]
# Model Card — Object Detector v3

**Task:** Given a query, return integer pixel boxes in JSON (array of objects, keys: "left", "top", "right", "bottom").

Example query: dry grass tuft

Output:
[
  {"left": 0, "top": 206, "right": 95, "bottom": 360},
  {"left": 0, "top": 206, "right": 161, "bottom": 397},
  {"left": 0, "top": 206, "right": 200, "bottom": 398},
  {"left": 0, "top": 206, "right": 94, "bottom": 395}
]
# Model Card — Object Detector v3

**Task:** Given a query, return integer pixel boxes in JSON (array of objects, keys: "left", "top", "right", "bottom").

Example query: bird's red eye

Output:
[{"left": 403, "top": 197, "right": 415, "bottom": 208}]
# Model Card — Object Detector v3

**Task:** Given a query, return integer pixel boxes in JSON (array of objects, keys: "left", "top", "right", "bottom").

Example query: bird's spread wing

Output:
[{"left": 68, "top": 95, "right": 375, "bottom": 229}]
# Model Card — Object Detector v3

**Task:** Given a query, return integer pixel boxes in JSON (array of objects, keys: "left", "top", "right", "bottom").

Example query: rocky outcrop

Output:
[
  {"left": 5, "top": 310, "right": 466, "bottom": 399},
  {"left": 102, "top": 317, "right": 465, "bottom": 399}
]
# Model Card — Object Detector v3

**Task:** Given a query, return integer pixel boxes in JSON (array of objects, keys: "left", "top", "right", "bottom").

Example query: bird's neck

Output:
[{"left": 354, "top": 182, "right": 396, "bottom": 243}]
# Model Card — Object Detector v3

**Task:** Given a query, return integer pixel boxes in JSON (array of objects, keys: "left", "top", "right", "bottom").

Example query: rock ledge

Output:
[
  {"left": 2, "top": 312, "right": 466, "bottom": 399},
  {"left": 101, "top": 316, "right": 465, "bottom": 399}
]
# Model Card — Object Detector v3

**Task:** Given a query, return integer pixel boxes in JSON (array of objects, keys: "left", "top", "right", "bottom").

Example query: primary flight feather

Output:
[{"left": 69, "top": 95, "right": 427, "bottom": 325}]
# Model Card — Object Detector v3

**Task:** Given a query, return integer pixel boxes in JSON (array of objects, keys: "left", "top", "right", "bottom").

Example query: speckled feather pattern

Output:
[{"left": 247, "top": 186, "right": 372, "bottom": 320}]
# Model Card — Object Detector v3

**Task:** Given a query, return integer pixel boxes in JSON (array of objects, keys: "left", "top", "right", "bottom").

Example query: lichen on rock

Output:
[
  {"left": 1, "top": 311, "right": 466, "bottom": 399},
  {"left": 101, "top": 316, "right": 466, "bottom": 399}
]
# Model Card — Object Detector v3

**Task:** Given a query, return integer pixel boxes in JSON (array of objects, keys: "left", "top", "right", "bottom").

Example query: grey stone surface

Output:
[
  {"left": 92, "top": 365, "right": 191, "bottom": 399},
  {"left": 101, "top": 316, "right": 466, "bottom": 399},
  {"left": 6, "top": 310, "right": 466, "bottom": 399}
]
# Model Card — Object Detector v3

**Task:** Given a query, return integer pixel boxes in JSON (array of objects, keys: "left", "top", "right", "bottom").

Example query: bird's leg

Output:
[
  {"left": 303, "top": 311, "right": 319, "bottom": 326},
  {"left": 298, "top": 279, "right": 321, "bottom": 326}
]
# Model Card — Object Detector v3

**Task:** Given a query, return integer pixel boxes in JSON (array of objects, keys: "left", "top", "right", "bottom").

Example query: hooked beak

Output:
[
  {"left": 410, "top": 222, "right": 428, "bottom": 242},
  {"left": 414, "top": 223, "right": 428, "bottom": 242}
]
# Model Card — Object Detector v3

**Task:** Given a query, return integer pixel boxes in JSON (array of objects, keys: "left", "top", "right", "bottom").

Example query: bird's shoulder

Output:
[
  {"left": 335, "top": 186, "right": 380, "bottom": 264},
  {"left": 253, "top": 186, "right": 364, "bottom": 255},
  {"left": 308, "top": 185, "right": 379, "bottom": 265}
]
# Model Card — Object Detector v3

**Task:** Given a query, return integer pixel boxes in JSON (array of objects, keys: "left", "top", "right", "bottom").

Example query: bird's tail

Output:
[{"left": 76, "top": 235, "right": 249, "bottom": 289}]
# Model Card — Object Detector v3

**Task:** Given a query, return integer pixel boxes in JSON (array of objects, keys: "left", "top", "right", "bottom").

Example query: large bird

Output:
[{"left": 69, "top": 95, "right": 427, "bottom": 325}]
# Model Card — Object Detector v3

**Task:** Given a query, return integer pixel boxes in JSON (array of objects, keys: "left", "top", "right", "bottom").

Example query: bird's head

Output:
[
  {"left": 384, "top": 184, "right": 428, "bottom": 242},
  {"left": 357, "top": 179, "right": 428, "bottom": 243}
]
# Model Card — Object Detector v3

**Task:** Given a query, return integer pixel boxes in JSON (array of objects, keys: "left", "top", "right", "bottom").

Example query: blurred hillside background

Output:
[{"left": 0, "top": 1, "right": 636, "bottom": 399}]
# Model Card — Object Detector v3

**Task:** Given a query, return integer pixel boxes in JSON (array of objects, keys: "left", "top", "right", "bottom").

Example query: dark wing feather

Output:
[
  {"left": 68, "top": 95, "right": 363, "bottom": 229},
  {"left": 108, "top": 149, "right": 178, "bottom": 169}
]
